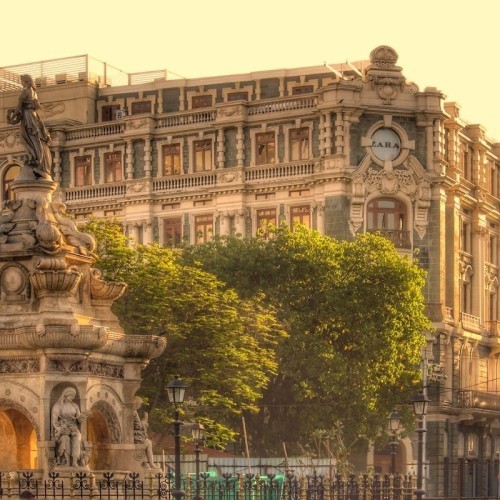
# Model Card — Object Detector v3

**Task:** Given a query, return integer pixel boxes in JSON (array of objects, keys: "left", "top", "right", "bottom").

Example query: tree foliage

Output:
[
  {"left": 82, "top": 219, "right": 285, "bottom": 449},
  {"left": 182, "top": 226, "right": 430, "bottom": 455}
]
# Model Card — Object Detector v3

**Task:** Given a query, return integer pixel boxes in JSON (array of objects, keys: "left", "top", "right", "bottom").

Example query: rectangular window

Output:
[
  {"left": 103, "top": 152, "right": 123, "bottom": 183},
  {"left": 256, "top": 208, "right": 277, "bottom": 239},
  {"left": 490, "top": 163, "right": 499, "bottom": 197},
  {"left": 195, "top": 215, "right": 213, "bottom": 244},
  {"left": 131, "top": 101, "right": 152, "bottom": 115},
  {"left": 74, "top": 155, "right": 92, "bottom": 187},
  {"left": 194, "top": 140, "right": 212, "bottom": 172},
  {"left": 290, "top": 127, "right": 310, "bottom": 161},
  {"left": 101, "top": 104, "right": 120, "bottom": 122},
  {"left": 163, "top": 217, "right": 182, "bottom": 248},
  {"left": 490, "top": 233, "right": 498, "bottom": 265},
  {"left": 460, "top": 218, "right": 472, "bottom": 253},
  {"left": 256, "top": 132, "right": 275, "bottom": 165},
  {"left": 462, "top": 145, "right": 473, "bottom": 180},
  {"left": 291, "top": 205, "right": 311, "bottom": 230},
  {"left": 162, "top": 144, "right": 181, "bottom": 176},
  {"left": 227, "top": 92, "right": 249, "bottom": 101},
  {"left": 192, "top": 95, "right": 213, "bottom": 109},
  {"left": 292, "top": 85, "right": 314, "bottom": 95}
]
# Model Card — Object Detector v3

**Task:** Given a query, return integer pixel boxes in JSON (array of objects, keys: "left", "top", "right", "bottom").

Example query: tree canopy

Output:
[
  {"left": 183, "top": 226, "right": 430, "bottom": 454},
  {"left": 84, "top": 219, "right": 429, "bottom": 456},
  {"left": 82, "top": 219, "right": 285, "bottom": 449}
]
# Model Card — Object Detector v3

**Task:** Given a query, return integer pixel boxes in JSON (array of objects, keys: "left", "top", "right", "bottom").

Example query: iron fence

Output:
[{"left": 0, "top": 470, "right": 415, "bottom": 499}]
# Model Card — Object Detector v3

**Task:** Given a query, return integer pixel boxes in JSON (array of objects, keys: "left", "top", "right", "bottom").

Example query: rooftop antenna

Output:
[
  {"left": 323, "top": 62, "right": 344, "bottom": 80},
  {"left": 345, "top": 60, "right": 363, "bottom": 77}
]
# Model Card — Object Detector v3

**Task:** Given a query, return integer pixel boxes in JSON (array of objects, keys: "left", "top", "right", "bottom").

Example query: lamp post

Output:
[
  {"left": 166, "top": 376, "right": 189, "bottom": 500},
  {"left": 412, "top": 392, "right": 429, "bottom": 500},
  {"left": 191, "top": 422, "right": 205, "bottom": 500},
  {"left": 388, "top": 409, "right": 402, "bottom": 475}
]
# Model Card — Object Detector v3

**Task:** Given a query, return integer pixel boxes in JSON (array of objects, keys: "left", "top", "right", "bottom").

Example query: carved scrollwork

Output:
[{"left": 0, "top": 358, "right": 40, "bottom": 373}]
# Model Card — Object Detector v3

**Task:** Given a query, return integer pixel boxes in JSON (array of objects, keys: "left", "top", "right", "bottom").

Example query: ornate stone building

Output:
[{"left": 0, "top": 45, "right": 499, "bottom": 496}]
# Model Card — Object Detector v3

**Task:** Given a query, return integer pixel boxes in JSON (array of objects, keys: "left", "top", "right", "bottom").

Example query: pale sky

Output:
[{"left": 2, "top": 0, "right": 500, "bottom": 139}]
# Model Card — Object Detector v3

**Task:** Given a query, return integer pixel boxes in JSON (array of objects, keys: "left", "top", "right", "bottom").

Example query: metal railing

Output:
[
  {"left": 366, "top": 230, "right": 411, "bottom": 249},
  {"left": 457, "top": 390, "right": 500, "bottom": 411},
  {"left": 0, "top": 470, "right": 415, "bottom": 500}
]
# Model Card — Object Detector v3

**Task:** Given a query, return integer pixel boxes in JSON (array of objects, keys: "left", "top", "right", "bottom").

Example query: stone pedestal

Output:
[{"left": 0, "top": 175, "right": 166, "bottom": 479}]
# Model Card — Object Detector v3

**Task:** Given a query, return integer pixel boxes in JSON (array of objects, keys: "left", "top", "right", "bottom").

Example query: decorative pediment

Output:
[{"left": 349, "top": 155, "right": 432, "bottom": 239}]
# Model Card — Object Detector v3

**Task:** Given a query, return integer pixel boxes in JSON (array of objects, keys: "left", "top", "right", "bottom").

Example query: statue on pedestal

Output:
[
  {"left": 133, "top": 396, "right": 158, "bottom": 469},
  {"left": 51, "top": 388, "right": 91, "bottom": 467},
  {"left": 6, "top": 74, "right": 52, "bottom": 180}
]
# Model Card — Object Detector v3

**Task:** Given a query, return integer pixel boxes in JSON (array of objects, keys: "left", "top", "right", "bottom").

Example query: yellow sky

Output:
[{"left": 3, "top": 0, "right": 500, "bottom": 139}]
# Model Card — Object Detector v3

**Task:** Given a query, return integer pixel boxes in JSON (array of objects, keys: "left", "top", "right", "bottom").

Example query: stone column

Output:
[
  {"left": 53, "top": 147, "right": 62, "bottom": 183},
  {"left": 179, "top": 87, "right": 186, "bottom": 111},
  {"left": 234, "top": 210, "right": 248, "bottom": 237},
  {"left": 143, "top": 219, "right": 154, "bottom": 245},
  {"left": 323, "top": 112, "right": 333, "bottom": 156},
  {"left": 216, "top": 128, "right": 225, "bottom": 169},
  {"left": 144, "top": 138, "right": 152, "bottom": 178},
  {"left": 128, "top": 223, "right": 140, "bottom": 246},
  {"left": 313, "top": 202, "right": 325, "bottom": 234},
  {"left": 334, "top": 112, "right": 344, "bottom": 155},
  {"left": 125, "top": 140, "right": 134, "bottom": 180},
  {"left": 236, "top": 126, "right": 245, "bottom": 167},
  {"left": 471, "top": 216, "right": 486, "bottom": 319},
  {"left": 219, "top": 212, "right": 232, "bottom": 236}
]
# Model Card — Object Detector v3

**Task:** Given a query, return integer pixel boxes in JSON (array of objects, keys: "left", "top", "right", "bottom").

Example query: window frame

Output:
[
  {"left": 74, "top": 155, "right": 93, "bottom": 187},
  {"left": 161, "top": 143, "right": 182, "bottom": 176},
  {"left": 103, "top": 151, "right": 123, "bottom": 183},
  {"left": 163, "top": 217, "right": 183, "bottom": 248},
  {"left": 255, "top": 131, "right": 276, "bottom": 166},
  {"left": 194, "top": 214, "right": 214, "bottom": 244}
]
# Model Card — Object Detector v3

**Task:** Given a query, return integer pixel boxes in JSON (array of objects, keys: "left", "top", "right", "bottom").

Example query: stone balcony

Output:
[
  {"left": 63, "top": 160, "right": 320, "bottom": 208},
  {"left": 457, "top": 390, "right": 500, "bottom": 411}
]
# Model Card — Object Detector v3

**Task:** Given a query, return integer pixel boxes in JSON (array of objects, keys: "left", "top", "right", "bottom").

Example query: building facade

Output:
[{"left": 1, "top": 46, "right": 500, "bottom": 496}]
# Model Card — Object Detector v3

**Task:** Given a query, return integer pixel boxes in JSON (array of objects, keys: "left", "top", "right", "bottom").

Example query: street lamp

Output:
[
  {"left": 388, "top": 409, "right": 402, "bottom": 475},
  {"left": 191, "top": 422, "right": 205, "bottom": 500},
  {"left": 412, "top": 392, "right": 429, "bottom": 500},
  {"left": 166, "top": 376, "right": 189, "bottom": 500}
]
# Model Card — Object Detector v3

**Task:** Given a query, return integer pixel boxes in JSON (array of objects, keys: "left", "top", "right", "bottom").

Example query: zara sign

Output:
[{"left": 371, "top": 128, "right": 401, "bottom": 161}]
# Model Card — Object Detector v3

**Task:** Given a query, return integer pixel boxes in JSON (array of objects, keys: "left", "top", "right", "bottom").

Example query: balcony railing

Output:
[
  {"left": 152, "top": 172, "right": 218, "bottom": 192},
  {"left": 367, "top": 229, "right": 411, "bottom": 249},
  {"left": 457, "top": 390, "right": 500, "bottom": 411},
  {"left": 248, "top": 95, "right": 318, "bottom": 116},
  {"left": 64, "top": 122, "right": 126, "bottom": 141},
  {"left": 64, "top": 183, "right": 127, "bottom": 202},
  {"left": 245, "top": 161, "right": 317, "bottom": 182},
  {"left": 460, "top": 311, "right": 481, "bottom": 330},
  {"left": 155, "top": 110, "right": 217, "bottom": 129}
]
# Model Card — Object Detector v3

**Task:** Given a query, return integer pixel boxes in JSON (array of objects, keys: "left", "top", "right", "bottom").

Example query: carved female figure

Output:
[
  {"left": 51, "top": 388, "right": 91, "bottom": 466},
  {"left": 6, "top": 74, "right": 52, "bottom": 179}
]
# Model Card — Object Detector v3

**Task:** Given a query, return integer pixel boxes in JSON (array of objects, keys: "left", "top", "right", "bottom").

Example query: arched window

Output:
[
  {"left": 2, "top": 165, "right": 20, "bottom": 202},
  {"left": 366, "top": 197, "right": 410, "bottom": 248}
]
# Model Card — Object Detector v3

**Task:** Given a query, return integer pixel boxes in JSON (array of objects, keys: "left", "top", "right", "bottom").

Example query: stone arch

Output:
[
  {"left": 87, "top": 399, "right": 122, "bottom": 471},
  {"left": 0, "top": 161, "right": 22, "bottom": 202},
  {"left": 0, "top": 399, "right": 40, "bottom": 470},
  {"left": 90, "top": 400, "right": 121, "bottom": 444}
]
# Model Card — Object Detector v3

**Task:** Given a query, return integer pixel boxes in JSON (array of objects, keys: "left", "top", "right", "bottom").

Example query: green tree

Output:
[
  {"left": 82, "top": 219, "right": 285, "bottom": 449},
  {"left": 183, "top": 226, "right": 430, "bottom": 455}
]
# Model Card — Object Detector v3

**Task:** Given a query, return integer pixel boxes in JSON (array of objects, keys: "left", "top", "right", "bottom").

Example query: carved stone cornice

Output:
[{"left": 96, "top": 333, "right": 167, "bottom": 360}]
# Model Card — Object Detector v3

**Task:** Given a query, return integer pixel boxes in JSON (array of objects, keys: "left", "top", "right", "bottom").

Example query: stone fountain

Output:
[{"left": 0, "top": 75, "right": 166, "bottom": 478}]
